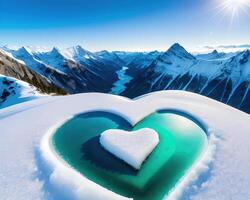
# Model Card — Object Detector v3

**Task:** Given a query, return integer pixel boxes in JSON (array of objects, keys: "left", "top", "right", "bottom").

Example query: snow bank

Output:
[
  {"left": 166, "top": 128, "right": 218, "bottom": 200},
  {"left": 0, "top": 91, "right": 250, "bottom": 200},
  {"left": 100, "top": 128, "right": 159, "bottom": 169},
  {"left": 40, "top": 119, "right": 130, "bottom": 200}
]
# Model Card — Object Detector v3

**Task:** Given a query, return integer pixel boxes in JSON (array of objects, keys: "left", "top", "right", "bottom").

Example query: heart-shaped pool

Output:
[{"left": 52, "top": 110, "right": 208, "bottom": 200}]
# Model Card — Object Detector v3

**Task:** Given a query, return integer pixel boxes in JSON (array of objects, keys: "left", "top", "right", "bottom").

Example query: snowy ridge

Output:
[
  {"left": 195, "top": 50, "right": 237, "bottom": 61},
  {"left": 122, "top": 44, "right": 250, "bottom": 114},
  {"left": 0, "top": 75, "right": 42, "bottom": 108},
  {"left": 60, "top": 46, "right": 98, "bottom": 63},
  {"left": 1, "top": 45, "right": 121, "bottom": 94},
  {"left": 1, "top": 43, "right": 250, "bottom": 113}
]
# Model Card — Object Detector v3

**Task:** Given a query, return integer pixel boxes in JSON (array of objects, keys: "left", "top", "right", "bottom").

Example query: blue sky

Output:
[{"left": 0, "top": 0, "right": 250, "bottom": 51}]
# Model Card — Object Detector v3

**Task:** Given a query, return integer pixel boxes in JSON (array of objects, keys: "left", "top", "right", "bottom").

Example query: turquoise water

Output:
[{"left": 52, "top": 111, "right": 207, "bottom": 200}]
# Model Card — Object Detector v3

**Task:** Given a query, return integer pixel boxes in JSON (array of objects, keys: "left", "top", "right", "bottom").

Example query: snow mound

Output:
[
  {"left": 100, "top": 128, "right": 159, "bottom": 169},
  {"left": 0, "top": 91, "right": 250, "bottom": 200}
]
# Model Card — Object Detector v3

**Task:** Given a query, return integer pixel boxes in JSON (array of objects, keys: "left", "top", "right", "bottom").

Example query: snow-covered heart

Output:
[
  {"left": 100, "top": 128, "right": 159, "bottom": 169},
  {"left": 41, "top": 92, "right": 210, "bottom": 200}
]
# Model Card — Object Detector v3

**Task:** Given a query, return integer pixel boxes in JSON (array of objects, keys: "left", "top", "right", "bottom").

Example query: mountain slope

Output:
[
  {"left": 0, "top": 50, "right": 66, "bottom": 95},
  {"left": 2, "top": 46, "right": 119, "bottom": 93},
  {"left": 121, "top": 44, "right": 250, "bottom": 114},
  {"left": 1, "top": 44, "right": 250, "bottom": 114},
  {"left": 121, "top": 43, "right": 197, "bottom": 96},
  {"left": 0, "top": 75, "right": 42, "bottom": 108}
]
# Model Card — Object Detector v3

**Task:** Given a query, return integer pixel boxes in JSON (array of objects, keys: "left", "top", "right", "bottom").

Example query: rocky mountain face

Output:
[
  {"left": 1, "top": 44, "right": 250, "bottom": 114},
  {"left": 121, "top": 44, "right": 250, "bottom": 114},
  {"left": 3, "top": 46, "right": 121, "bottom": 94},
  {"left": 0, "top": 50, "right": 66, "bottom": 94}
]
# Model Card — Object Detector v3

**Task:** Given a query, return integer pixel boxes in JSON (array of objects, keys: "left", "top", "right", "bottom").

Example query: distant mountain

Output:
[
  {"left": 96, "top": 50, "right": 125, "bottom": 66},
  {"left": 1, "top": 44, "right": 250, "bottom": 114},
  {"left": 195, "top": 50, "right": 237, "bottom": 60},
  {"left": 0, "top": 50, "right": 66, "bottom": 95},
  {"left": 2, "top": 46, "right": 120, "bottom": 93},
  {"left": 125, "top": 51, "right": 161, "bottom": 77},
  {"left": 121, "top": 44, "right": 250, "bottom": 113},
  {"left": 112, "top": 51, "right": 147, "bottom": 65}
]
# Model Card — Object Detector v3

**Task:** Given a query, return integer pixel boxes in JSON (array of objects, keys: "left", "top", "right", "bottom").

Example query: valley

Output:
[{"left": 1, "top": 43, "right": 250, "bottom": 114}]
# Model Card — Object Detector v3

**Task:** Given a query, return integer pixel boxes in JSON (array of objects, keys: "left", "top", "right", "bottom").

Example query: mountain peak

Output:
[
  {"left": 62, "top": 45, "right": 95, "bottom": 61},
  {"left": 239, "top": 49, "right": 250, "bottom": 64},
  {"left": 169, "top": 43, "right": 183, "bottom": 50},
  {"left": 74, "top": 45, "right": 82, "bottom": 49},
  {"left": 165, "top": 43, "right": 195, "bottom": 60},
  {"left": 51, "top": 47, "right": 60, "bottom": 52},
  {"left": 244, "top": 49, "right": 250, "bottom": 54},
  {"left": 16, "top": 46, "right": 33, "bottom": 56},
  {"left": 50, "top": 47, "right": 63, "bottom": 55},
  {"left": 167, "top": 43, "right": 188, "bottom": 54},
  {"left": 149, "top": 50, "right": 160, "bottom": 55},
  {"left": 72, "top": 45, "right": 86, "bottom": 52},
  {"left": 212, "top": 50, "right": 219, "bottom": 54},
  {"left": 70, "top": 45, "right": 90, "bottom": 55},
  {"left": 99, "top": 50, "right": 110, "bottom": 54},
  {"left": 48, "top": 47, "right": 66, "bottom": 59}
]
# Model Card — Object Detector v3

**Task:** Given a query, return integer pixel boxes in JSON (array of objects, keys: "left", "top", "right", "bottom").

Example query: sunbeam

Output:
[{"left": 217, "top": 0, "right": 250, "bottom": 23}]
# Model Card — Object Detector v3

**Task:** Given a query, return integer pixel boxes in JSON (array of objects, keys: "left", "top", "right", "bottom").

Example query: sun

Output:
[
  {"left": 217, "top": 0, "right": 250, "bottom": 22},
  {"left": 223, "top": 0, "right": 250, "bottom": 12}
]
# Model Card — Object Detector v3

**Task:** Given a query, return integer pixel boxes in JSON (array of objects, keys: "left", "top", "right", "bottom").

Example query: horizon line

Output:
[{"left": 1, "top": 42, "right": 250, "bottom": 54}]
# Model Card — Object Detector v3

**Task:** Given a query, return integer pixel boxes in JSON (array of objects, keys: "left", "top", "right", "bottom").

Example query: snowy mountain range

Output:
[
  {"left": 122, "top": 44, "right": 250, "bottom": 114},
  {"left": 0, "top": 43, "right": 250, "bottom": 114},
  {"left": 1, "top": 46, "right": 121, "bottom": 94}
]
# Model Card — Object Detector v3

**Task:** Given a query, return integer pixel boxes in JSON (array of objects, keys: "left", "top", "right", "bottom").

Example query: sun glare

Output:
[
  {"left": 224, "top": 0, "right": 249, "bottom": 12},
  {"left": 215, "top": 0, "right": 250, "bottom": 24}
]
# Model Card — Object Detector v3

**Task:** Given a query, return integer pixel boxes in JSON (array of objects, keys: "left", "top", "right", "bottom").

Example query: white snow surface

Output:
[
  {"left": 100, "top": 128, "right": 159, "bottom": 169},
  {"left": 0, "top": 91, "right": 250, "bottom": 200},
  {"left": 0, "top": 75, "right": 43, "bottom": 109}
]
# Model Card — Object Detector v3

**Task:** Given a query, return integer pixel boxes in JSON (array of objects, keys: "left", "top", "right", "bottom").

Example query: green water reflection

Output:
[{"left": 52, "top": 111, "right": 207, "bottom": 200}]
